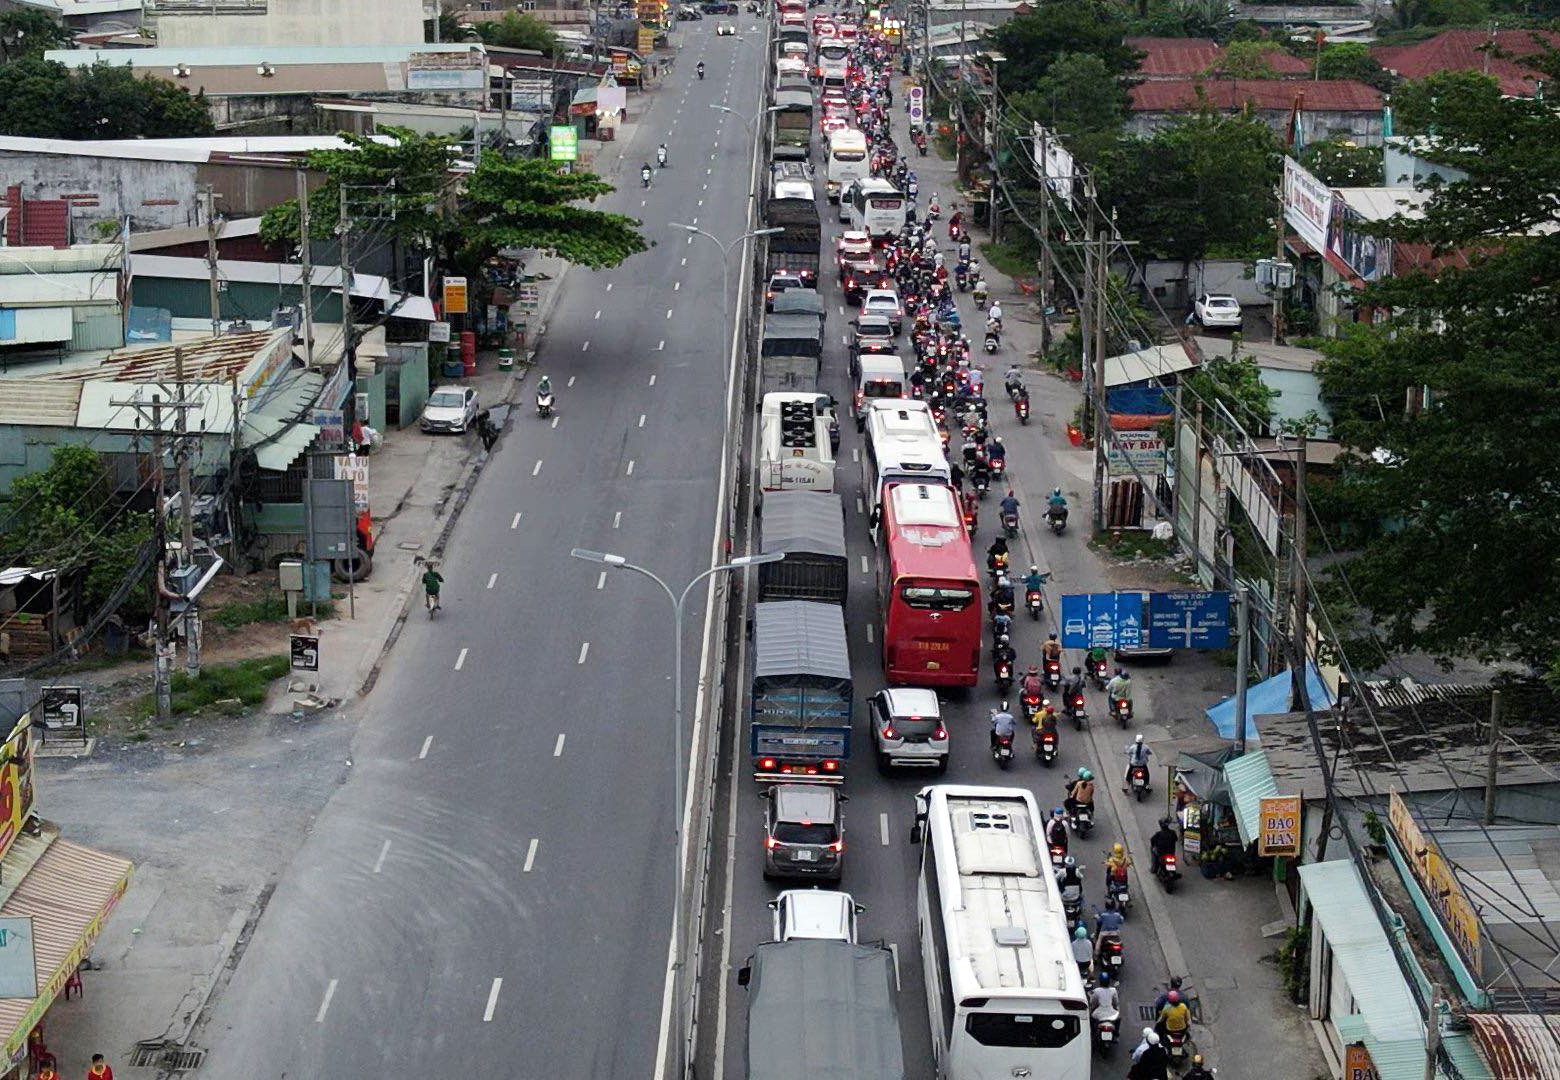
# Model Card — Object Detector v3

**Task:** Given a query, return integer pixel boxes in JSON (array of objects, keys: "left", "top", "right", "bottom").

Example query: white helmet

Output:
[
  {"left": 1146, "top": 1031, "right": 1161, "bottom": 1046},
  {"left": 1135, "top": 734, "right": 1144, "bottom": 745}
]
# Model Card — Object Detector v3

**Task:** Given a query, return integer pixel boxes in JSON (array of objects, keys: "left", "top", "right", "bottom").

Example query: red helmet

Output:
[{"left": 1167, "top": 991, "right": 1181, "bottom": 1004}]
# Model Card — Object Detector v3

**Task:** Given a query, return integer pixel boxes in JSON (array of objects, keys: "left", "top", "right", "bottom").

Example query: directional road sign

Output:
[
  {"left": 1059, "top": 592, "right": 1144, "bottom": 650},
  {"left": 1147, "top": 590, "right": 1231, "bottom": 649}
]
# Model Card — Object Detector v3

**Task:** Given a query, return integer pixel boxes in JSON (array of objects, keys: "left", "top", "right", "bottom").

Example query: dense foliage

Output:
[{"left": 0, "top": 60, "right": 212, "bottom": 139}]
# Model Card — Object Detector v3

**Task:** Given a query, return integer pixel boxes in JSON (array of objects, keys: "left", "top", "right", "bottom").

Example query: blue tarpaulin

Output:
[
  {"left": 1107, "top": 386, "right": 1172, "bottom": 416},
  {"left": 1205, "top": 664, "right": 1333, "bottom": 740}
]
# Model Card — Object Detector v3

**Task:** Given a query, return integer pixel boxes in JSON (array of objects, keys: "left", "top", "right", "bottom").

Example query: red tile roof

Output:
[
  {"left": 1129, "top": 78, "right": 1383, "bottom": 112},
  {"left": 1372, "top": 29, "right": 1559, "bottom": 97},
  {"left": 1127, "top": 36, "right": 1311, "bottom": 77}
]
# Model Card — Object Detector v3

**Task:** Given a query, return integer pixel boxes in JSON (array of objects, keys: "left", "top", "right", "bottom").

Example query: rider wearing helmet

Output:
[
  {"left": 1057, "top": 854, "right": 1084, "bottom": 895},
  {"left": 1124, "top": 731, "right": 1152, "bottom": 789},
  {"left": 1023, "top": 563, "right": 1046, "bottom": 594},
  {"left": 1045, "top": 806, "right": 1068, "bottom": 849},
  {"left": 1184, "top": 1055, "right": 1216, "bottom": 1080},
  {"left": 1089, "top": 970, "right": 1120, "bottom": 1021},
  {"left": 1156, "top": 989, "right": 1192, "bottom": 1042},
  {"left": 1106, "top": 841, "right": 1133, "bottom": 891},
  {"left": 1040, "top": 631, "right": 1063, "bottom": 662},
  {"left": 1070, "top": 922, "right": 1093, "bottom": 969},
  {"left": 1065, "top": 768, "right": 1096, "bottom": 818}
]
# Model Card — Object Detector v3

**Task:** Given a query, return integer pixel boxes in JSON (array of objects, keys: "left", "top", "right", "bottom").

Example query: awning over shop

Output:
[
  {"left": 1204, "top": 662, "right": 1332, "bottom": 740},
  {"left": 242, "top": 369, "right": 325, "bottom": 472},
  {"left": 1103, "top": 343, "right": 1196, "bottom": 389},
  {"left": 1221, "top": 749, "right": 1278, "bottom": 847},
  {"left": 0, "top": 829, "right": 133, "bottom": 1060}
]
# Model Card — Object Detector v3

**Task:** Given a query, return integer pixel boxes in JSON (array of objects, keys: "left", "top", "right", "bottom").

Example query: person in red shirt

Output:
[{"left": 86, "top": 1054, "right": 113, "bottom": 1080}]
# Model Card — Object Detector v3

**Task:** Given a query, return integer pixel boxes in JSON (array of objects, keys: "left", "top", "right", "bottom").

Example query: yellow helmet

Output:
[{"left": 1113, "top": 843, "right": 1125, "bottom": 855}]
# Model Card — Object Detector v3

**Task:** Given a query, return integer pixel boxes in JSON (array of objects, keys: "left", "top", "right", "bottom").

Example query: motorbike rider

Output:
[
  {"left": 420, "top": 562, "right": 444, "bottom": 612},
  {"left": 697, "top": 60, "right": 705, "bottom": 79},
  {"left": 991, "top": 607, "right": 1012, "bottom": 641},
  {"left": 1022, "top": 565, "right": 1046, "bottom": 600},
  {"left": 1045, "top": 807, "right": 1069, "bottom": 850},
  {"left": 999, "top": 488, "right": 1020, "bottom": 520},
  {"left": 1036, "top": 696, "right": 1060, "bottom": 732},
  {"left": 1156, "top": 990, "right": 1192, "bottom": 1044},
  {"left": 1020, "top": 664, "right": 1045, "bottom": 702},
  {"left": 1063, "top": 665, "right": 1087, "bottom": 703},
  {"left": 957, "top": 238, "right": 972, "bottom": 264},
  {"left": 1184, "top": 1055, "right": 1215, "bottom": 1080},
  {"left": 1057, "top": 854, "right": 1084, "bottom": 896},
  {"left": 988, "top": 298, "right": 1003, "bottom": 326},
  {"left": 1094, "top": 905, "right": 1126, "bottom": 963},
  {"left": 989, "top": 702, "right": 1016, "bottom": 751},
  {"left": 656, "top": 142, "right": 669, "bottom": 166},
  {"left": 986, "top": 536, "right": 1009, "bottom": 573},
  {"left": 992, "top": 574, "right": 1015, "bottom": 612},
  {"left": 1153, "top": 977, "right": 1185, "bottom": 1013},
  {"left": 1004, "top": 364, "right": 1024, "bottom": 396},
  {"left": 1037, "top": 633, "right": 1061, "bottom": 665},
  {"left": 986, "top": 434, "right": 1006, "bottom": 468},
  {"left": 1106, "top": 841, "right": 1133, "bottom": 893},
  {"left": 1047, "top": 487, "right": 1069, "bottom": 516},
  {"left": 1086, "top": 641, "right": 1111, "bottom": 675},
  {"left": 992, "top": 632, "right": 1017, "bottom": 677},
  {"left": 1129, "top": 1031, "right": 1170, "bottom": 1080},
  {"left": 1070, "top": 923, "right": 1093, "bottom": 974},
  {"left": 1124, "top": 732, "right": 1153, "bottom": 789},
  {"left": 1090, "top": 971, "right": 1120, "bottom": 1026},
  {"left": 1065, "top": 767, "right": 1095, "bottom": 819},
  {"left": 1150, "top": 818, "right": 1180, "bottom": 867},
  {"left": 1132, "top": 1029, "right": 1160, "bottom": 1065}
]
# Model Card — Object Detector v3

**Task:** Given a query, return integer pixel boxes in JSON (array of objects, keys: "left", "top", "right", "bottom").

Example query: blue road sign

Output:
[
  {"left": 1060, "top": 593, "right": 1145, "bottom": 650},
  {"left": 1147, "top": 591, "right": 1231, "bottom": 649}
]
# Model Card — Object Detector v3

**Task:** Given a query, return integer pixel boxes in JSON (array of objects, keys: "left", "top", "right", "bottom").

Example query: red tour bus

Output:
[{"left": 877, "top": 482, "right": 982, "bottom": 687}]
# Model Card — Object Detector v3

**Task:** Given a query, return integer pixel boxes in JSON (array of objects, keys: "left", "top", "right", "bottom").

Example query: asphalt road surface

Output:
[
  {"left": 705, "top": 128, "right": 1192, "bottom": 1079},
  {"left": 199, "top": 20, "right": 766, "bottom": 1079}
]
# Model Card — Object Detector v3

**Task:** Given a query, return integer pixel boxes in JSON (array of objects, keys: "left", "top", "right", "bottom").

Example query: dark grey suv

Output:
[{"left": 762, "top": 783, "right": 845, "bottom": 882}]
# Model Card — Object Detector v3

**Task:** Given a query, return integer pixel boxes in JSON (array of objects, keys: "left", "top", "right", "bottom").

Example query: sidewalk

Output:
[{"left": 913, "top": 142, "right": 1328, "bottom": 1080}]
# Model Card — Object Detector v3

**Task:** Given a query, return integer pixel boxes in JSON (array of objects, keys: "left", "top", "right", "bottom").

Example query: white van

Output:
[
  {"left": 759, "top": 392, "right": 836, "bottom": 494},
  {"left": 844, "top": 177, "right": 907, "bottom": 239},
  {"left": 826, "top": 128, "right": 869, "bottom": 206},
  {"left": 853, "top": 354, "right": 907, "bottom": 429},
  {"left": 770, "top": 889, "right": 862, "bottom": 942}
]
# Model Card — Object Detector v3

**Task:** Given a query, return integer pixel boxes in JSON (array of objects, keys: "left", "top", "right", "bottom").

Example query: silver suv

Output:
[
  {"left": 869, "top": 687, "right": 949, "bottom": 771},
  {"left": 762, "top": 783, "right": 845, "bottom": 882}
]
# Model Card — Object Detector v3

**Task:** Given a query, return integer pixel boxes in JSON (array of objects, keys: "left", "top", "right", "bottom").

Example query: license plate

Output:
[{"left": 794, "top": 849, "right": 815, "bottom": 862}]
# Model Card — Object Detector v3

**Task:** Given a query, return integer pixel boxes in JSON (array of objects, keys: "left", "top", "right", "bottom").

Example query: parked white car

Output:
[
  {"left": 420, "top": 385, "right": 479, "bottom": 434},
  {"left": 769, "top": 889, "right": 862, "bottom": 942},
  {"left": 1194, "top": 293, "right": 1243, "bottom": 329}
]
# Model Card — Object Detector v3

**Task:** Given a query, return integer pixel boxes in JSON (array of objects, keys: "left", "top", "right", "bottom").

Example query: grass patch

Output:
[
  {"left": 211, "top": 594, "right": 336, "bottom": 629},
  {"left": 979, "top": 240, "right": 1038, "bottom": 281},
  {"left": 1089, "top": 530, "right": 1176, "bottom": 562},
  {"left": 131, "top": 655, "right": 291, "bottom": 720}
]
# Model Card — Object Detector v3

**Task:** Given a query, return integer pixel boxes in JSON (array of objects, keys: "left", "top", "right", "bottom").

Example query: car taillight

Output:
[
  {"left": 822, "top": 759, "right": 838, "bottom": 772},
  {"left": 933, "top": 725, "right": 947, "bottom": 740},
  {"left": 829, "top": 841, "right": 844, "bottom": 852},
  {"left": 882, "top": 724, "right": 897, "bottom": 740},
  {"left": 765, "top": 836, "right": 779, "bottom": 850},
  {"left": 759, "top": 757, "right": 777, "bottom": 771}
]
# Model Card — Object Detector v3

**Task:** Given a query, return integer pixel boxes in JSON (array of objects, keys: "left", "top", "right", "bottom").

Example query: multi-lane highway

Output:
[{"left": 199, "top": 17, "right": 767, "bottom": 1078}]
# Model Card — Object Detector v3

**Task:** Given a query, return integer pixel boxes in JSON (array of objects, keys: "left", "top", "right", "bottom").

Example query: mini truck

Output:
[{"left": 750, "top": 600, "right": 852, "bottom": 780}]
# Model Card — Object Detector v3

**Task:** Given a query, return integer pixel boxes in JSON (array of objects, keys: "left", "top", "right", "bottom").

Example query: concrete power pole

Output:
[
  {"left": 1091, "top": 228, "right": 1108, "bottom": 534},
  {"left": 338, "top": 186, "right": 356, "bottom": 427},
  {"left": 174, "top": 347, "right": 200, "bottom": 677},
  {"left": 1035, "top": 124, "right": 1052, "bottom": 356},
  {"left": 1289, "top": 437, "right": 1310, "bottom": 710},
  {"left": 203, "top": 186, "right": 221, "bottom": 336}
]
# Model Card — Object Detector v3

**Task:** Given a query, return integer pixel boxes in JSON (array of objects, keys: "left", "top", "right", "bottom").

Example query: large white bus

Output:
[
  {"left": 862, "top": 400, "right": 950, "bottom": 519},
  {"left": 816, "top": 40, "right": 851, "bottom": 86},
  {"left": 845, "top": 177, "right": 907, "bottom": 240},
  {"left": 759, "top": 392, "right": 836, "bottom": 494},
  {"left": 909, "top": 785, "right": 1092, "bottom": 1080},
  {"left": 826, "top": 129, "right": 870, "bottom": 206}
]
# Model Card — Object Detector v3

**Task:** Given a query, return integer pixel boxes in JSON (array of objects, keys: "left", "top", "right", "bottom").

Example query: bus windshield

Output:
[
  {"left": 901, "top": 584, "right": 975, "bottom": 611},
  {"left": 966, "top": 1013, "right": 1082, "bottom": 1049},
  {"left": 833, "top": 148, "right": 866, "bottom": 162}
]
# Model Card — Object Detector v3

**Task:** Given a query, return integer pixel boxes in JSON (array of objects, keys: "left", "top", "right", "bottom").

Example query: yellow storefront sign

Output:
[
  {"left": 1388, "top": 790, "right": 1482, "bottom": 977},
  {"left": 442, "top": 276, "right": 468, "bottom": 316},
  {"left": 0, "top": 717, "right": 35, "bottom": 867},
  {"left": 1258, "top": 795, "right": 1301, "bottom": 858},
  {"left": 1344, "top": 1042, "right": 1379, "bottom": 1080},
  {"left": 638, "top": 26, "right": 657, "bottom": 54}
]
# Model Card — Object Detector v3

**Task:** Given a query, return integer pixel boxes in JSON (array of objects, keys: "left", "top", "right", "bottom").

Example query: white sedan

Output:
[
  {"left": 716, "top": 21, "right": 735, "bottom": 34},
  {"left": 1194, "top": 293, "right": 1243, "bottom": 329}
]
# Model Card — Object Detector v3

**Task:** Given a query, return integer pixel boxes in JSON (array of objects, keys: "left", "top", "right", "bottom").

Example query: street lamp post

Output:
[
  {"left": 668, "top": 222, "right": 783, "bottom": 325},
  {"left": 568, "top": 546, "right": 783, "bottom": 1077}
]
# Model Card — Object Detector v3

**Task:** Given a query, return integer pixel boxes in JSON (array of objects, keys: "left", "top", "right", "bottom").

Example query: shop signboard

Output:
[
  {"left": 312, "top": 408, "right": 346, "bottom": 447},
  {"left": 1106, "top": 433, "right": 1166, "bottom": 477},
  {"left": 1283, "top": 157, "right": 1332, "bottom": 253},
  {"left": 334, "top": 453, "right": 370, "bottom": 512},
  {"left": 0, "top": 714, "right": 35, "bottom": 867},
  {"left": 1344, "top": 1043, "right": 1378, "bottom": 1080},
  {"left": 442, "top": 276, "right": 469, "bottom": 315},
  {"left": 908, "top": 84, "right": 924, "bottom": 128},
  {"left": 550, "top": 125, "right": 579, "bottom": 163},
  {"left": 517, "top": 283, "right": 540, "bottom": 312},
  {"left": 1328, "top": 197, "right": 1388, "bottom": 282},
  {"left": 1388, "top": 790, "right": 1482, "bottom": 976},
  {"left": 611, "top": 49, "right": 631, "bottom": 76},
  {"left": 290, "top": 634, "right": 320, "bottom": 673},
  {"left": 429, "top": 321, "right": 451, "bottom": 344},
  {"left": 1258, "top": 795, "right": 1302, "bottom": 857},
  {"left": 36, "top": 686, "right": 85, "bottom": 742},
  {"left": 637, "top": 26, "right": 657, "bottom": 54},
  {"left": 0, "top": 918, "right": 38, "bottom": 998}
]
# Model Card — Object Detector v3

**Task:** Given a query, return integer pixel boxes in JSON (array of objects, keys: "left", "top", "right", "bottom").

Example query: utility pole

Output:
[
  {"left": 1036, "top": 124, "right": 1052, "bottom": 356},
  {"left": 297, "top": 170, "right": 315, "bottom": 367},
  {"left": 174, "top": 347, "right": 200, "bottom": 677},
  {"left": 338, "top": 185, "right": 356, "bottom": 428},
  {"left": 1091, "top": 227, "right": 1108, "bottom": 534},
  {"left": 1271, "top": 222, "right": 1287, "bottom": 344},
  {"left": 202, "top": 186, "right": 221, "bottom": 336},
  {"left": 1233, "top": 584, "right": 1251, "bottom": 755},
  {"left": 1483, "top": 689, "right": 1502, "bottom": 825},
  {"left": 1289, "top": 437, "right": 1310, "bottom": 709},
  {"left": 151, "top": 401, "right": 172, "bottom": 718},
  {"left": 1424, "top": 984, "right": 1443, "bottom": 1080}
]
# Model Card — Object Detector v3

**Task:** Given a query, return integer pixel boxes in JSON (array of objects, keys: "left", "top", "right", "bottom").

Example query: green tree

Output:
[
  {"left": 0, "top": 10, "right": 72, "bottom": 61},
  {"left": 1095, "top": 108, "right": 1281, "bottom": 270},
  {"left": 1132, "top": 0, "right": 1236, "bottom": 39},
  {"left": 459, "top": 154, "right": 648, "bottom": 269},
  {"left": 1228, "top": 19, "right": 1266, "bottom": 41},
  {"left": 1314, "top": 42, "right": 1393, "bottom": 90},
  {"left": 1184, "top": 350, "right": 1278, "bottom": 433},
  {"left": 1206, "top": 40, "right": 1279, "bottom": 78},
  {"left": 1313, "top": 55, "right": 1560, "bottom": 674},
  {"left": 476, "top": 11, "right": 558, "bottom": 53},
  {"left": 1006, "top": 53, "right": 1129, "bottom": 161},
  {"left": 0, "top": 60, "right": 212, "bottom": 139},
  {"left": 1300, "top": 138, "right": 1384, "bottom": 186},
  {"left": 986, "top": 0, "right": 1141, "bottom": 91},
  {"left": 1390, "top": 69, "right": 1506, "bottom": 136}
]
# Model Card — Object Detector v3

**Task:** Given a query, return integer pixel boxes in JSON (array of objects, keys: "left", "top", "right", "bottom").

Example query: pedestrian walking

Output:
[{"left": 86, "top": 1054, "right": 114, "bottom": 1080}]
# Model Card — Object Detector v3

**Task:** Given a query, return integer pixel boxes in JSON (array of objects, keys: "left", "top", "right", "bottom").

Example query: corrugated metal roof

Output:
[
  {"left": 1130, "top": 78, "right": 1383, "bottom": 112},
  {"left": 1299, "top": 860, "right": 1430, "bottom": 1080},
  {"left": 0, "top": 272, "right": 117, "bottom": 306},
  {"left": 49, "top": 43, "right": 482, "bottom": 68},
  {"left": 1335, "top": 187, "right": 1431, "bottom": 222},
  {"left": 0, "top": 381, "right": 83, "bottom": 427},
  {"left": 1467, "top": 1014, "right": 1560, "bottom": 1079},
  {"left": 1357, "top": 677, "right": 1487, "bottom": 710},
  {"left": 1222, "top": 749, "right": 1279, "bottom": 847},
  {"left": 0, "top": 831, "right": 133, "bottom": 1059},
  {"left": 1104, "top": 343, "right": 1196, "bottom": 388},
  {"left": 753, "top": 600, "right": 851, "bottom": 683},
  {"left": 244, "top": 369, "right": 324, "bottom": 472},
  {"left": 0, "top": 245, "right": 121, "bottom": 275},
  {"left": 130, "top": 255, "right": 436, "bottom": 322},
  {"left": 761, "top": 492, "right": 847, "bottom": 559}
]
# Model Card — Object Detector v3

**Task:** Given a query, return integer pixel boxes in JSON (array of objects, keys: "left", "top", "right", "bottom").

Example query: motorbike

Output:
[
  {"left": 1005, "top": 378, "right": 1025, "bottom": 402},
  {"left": 1090, "top": 656, "right": 1109, "bottom": 690},
  {"left": 1021, "top": 691, "right": 1043, "bottom": 724},
  {"left": 1113, "top": 696, "right": 1133, "bottom": 728},
  {"left": 974, "top": 472, "right": 990, "bottom": 498},
  {"left": 987, "top": 551, "right": 1009, "bottom": 581},
  {"left": 973, "top": 288, "right": 989, "bottom": 310},
  {"left": 1001, "top": 509, "right": 1019, "bottom": 538},
  {"left": 1165, "top": 1027, "right": 1191, "bottom": 1065},
  {"left": 1016, "top": 397, "right": 1031, "bottom": 424},
  {"left": 536, "top": 391, "right": 554, "bottom": 418},
  {"left": 1156, "top": 850, "right": 1182, "bottom": 892},
  {"left": 697, "top": 64, "right": 705, "bottom": 79},
  {"left": 1106, "top": 873, "right": 1131, "bottom": 914},
  {"left": 927, "top": 201, "right": 941, "bottom": 222},
  {"left": 1068, "top": 801, "right": 1093, "bottom": 837},
  {"left": 1035, "top": 726, "right": 1058, "bottom": 766},
  {"left": 992, "top": 733, "right": 1014, "bottom": 769},
  {"left": 656, "top": 147, "right": 668, "bottom": 167},
  {"left": 1098, "top": 931, "right": 1124, "bottom": 975},
  {"left": 1047, "top": 837, "right": 1067, "bottom": 868},
  {"left": 994, "top": 658, "right": 1013, "bottom": 691},
  {"left": 988, "top": 455, "right": 1006, "bottom": 481},
  {"left": 1026, "top": 588, "right": 1043, "bottom": 621},
  {"left": 1129, "top": 763, "right": 1151, "bottom": 801},
  {"left": 1092, "top": 1006, "right": 1121, "bottom": 1056},
  {"left": 640, "top": 168, "right": 653, "bottom": 188},
  {"left": 1067, "top": 690, "right": 1088, "bottom": 731},
  {"left": 1048, "top": 506, "right": 1068, "bottom": 534},
  {"left": 1060, "top": 882, "right": 1084, "bottom": 928},
  {"left": 1043, "top": 657, "right": 1062, "bottom": 691},
  {"left": 955, "top": 263, "right": 971, "bottom": 292},
  {"left": 984, "top": 332, "right": 999, "bottom": 354}
]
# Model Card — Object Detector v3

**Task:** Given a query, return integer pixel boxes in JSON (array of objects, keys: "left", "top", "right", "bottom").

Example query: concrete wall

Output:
[
  {"left": 0, "top": 152, "right": 200, "bottom": 234},
  {"left": 156, "top": 0, "right": 428, "bottom": 48},
  {"left": 1138, "top": 257, "right": 1268, "bottom": 309},
  {"left": 0, "top": 425, "right": 228, "bottom": 499},
  {"left": 1259, "top": 367, "right": 1333, "bottom": 436}
]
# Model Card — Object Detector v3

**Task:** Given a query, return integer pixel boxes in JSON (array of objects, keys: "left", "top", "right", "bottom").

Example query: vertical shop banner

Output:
[
  {"left": 0, "top": 715, "right": 35, "bottom": 865},
  {"left": 0, "top": 918, "right": 37, "bottom": 998}
]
